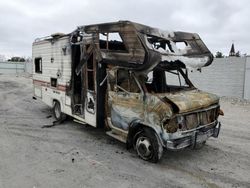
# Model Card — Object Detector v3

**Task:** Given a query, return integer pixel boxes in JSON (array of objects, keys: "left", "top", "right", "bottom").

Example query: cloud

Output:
[{"left": 0, "top": 0, "right": 249, "bottom": 57}]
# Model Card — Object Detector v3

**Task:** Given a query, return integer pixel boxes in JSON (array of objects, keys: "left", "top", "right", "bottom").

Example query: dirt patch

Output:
[{"left": 221, "top": 96, "right": 250, "bottom": 106}]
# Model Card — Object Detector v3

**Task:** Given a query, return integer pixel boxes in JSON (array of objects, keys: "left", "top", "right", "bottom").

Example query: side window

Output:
[
  {"left": 116, "top": 70, "right": 140, "bottom": 93},
  {"left": 50, "top": 78, "right": 57, "bottom": 87},
  {"left": 35, "top": 57, "right": 42, "bottom": 73},
  {"left": 99, "top": 32, "right": 126, "bottom": 51}
]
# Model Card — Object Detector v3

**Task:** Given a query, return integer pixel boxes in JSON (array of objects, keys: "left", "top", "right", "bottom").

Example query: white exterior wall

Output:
[
  {"left": 32, "top": 36, "right": 90, "bottom": 125},
  {"left": 32, "top": 36, "right": 73, "bottom": 116},
  {"left": 32, "top": 36, "right": 72, "bottom": 85}
]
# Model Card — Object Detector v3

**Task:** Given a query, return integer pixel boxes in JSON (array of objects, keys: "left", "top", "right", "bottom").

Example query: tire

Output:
[
  {"left": 53, "top": 101, "right": 66, "bottom": 122},
  {"left": 135, "top": 128, "right": 163, "bottom": 163}
]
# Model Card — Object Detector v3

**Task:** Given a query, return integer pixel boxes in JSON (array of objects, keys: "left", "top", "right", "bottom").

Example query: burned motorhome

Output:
[{"left": 33, "top": 21, "right": 223, "bottom": 162}]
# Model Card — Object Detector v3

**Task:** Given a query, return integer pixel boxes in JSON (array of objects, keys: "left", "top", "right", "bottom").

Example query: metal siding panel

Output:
[
  {"left": 188, "top": 57, "right": 246, "bottom": 98},
  {"left": 244, "top": 57, "right": 250, "bottom": 99},
  {"left": 32, "top": 36, "right": 72, "bottom": 86}
]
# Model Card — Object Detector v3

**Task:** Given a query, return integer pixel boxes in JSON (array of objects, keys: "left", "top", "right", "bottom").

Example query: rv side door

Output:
[{"left": 84, "top": 50, "right": 97, "bottom": 126}]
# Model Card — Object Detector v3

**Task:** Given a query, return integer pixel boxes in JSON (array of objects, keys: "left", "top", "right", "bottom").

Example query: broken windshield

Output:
[{"left": 143, "top": 68, "right": 194, "bottom": 93}]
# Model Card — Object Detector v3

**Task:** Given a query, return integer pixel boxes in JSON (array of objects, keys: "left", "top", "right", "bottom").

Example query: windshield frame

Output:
[{"left": 138, "top": 67, "right": 195, "bottom": 94}]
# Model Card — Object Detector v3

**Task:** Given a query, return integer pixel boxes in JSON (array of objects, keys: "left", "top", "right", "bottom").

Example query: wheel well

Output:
[
  {"left": 52, "top": 99, "right": 63, "bottom": 111},
  {"left": 52, "top": 99, "right": 60, "bottom": 106},
  {"left": 126, "top": 123, "right": 157, "bottom": 149}
]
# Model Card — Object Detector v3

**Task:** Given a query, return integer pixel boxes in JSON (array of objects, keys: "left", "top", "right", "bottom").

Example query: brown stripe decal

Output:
[{"left": 33, "top": 79, "right": 66, "bottom": 92}]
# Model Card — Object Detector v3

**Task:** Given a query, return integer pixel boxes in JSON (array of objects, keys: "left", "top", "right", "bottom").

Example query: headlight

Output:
[
  {"left": 164, "top": 118, "right": 178, "bottom": 133},
  {"left": 164, "top": 116, "right": 186, "bottom": 133}
]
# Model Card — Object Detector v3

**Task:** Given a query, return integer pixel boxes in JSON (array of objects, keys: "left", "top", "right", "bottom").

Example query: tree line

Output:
[
  {"left": 215, "top": 51, "right": 242, "bottom": 58},
  {"left": 0, "top": 55, "right": 31, "bottom": 62}
]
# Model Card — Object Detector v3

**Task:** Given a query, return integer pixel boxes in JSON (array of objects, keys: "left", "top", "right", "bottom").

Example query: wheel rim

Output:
[
  {"left": 54, "top": 103, "right": 61, "bottom": 119},
  {"left": 136, "top": 136, "right": 153, "bottom": 160}
]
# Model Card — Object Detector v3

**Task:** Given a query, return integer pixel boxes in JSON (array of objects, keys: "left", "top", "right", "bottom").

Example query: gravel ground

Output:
[{"left": 0, "top": 74, "right": 250, "bottom": 188}]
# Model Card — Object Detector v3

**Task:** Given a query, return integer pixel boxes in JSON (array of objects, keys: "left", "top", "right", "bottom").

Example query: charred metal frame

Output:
[
  {"left": 75, "top": 21, "right": 213, "bottom": 71},
  {"left": 67, "top": 20, "right": 220, "bottom": 150}
]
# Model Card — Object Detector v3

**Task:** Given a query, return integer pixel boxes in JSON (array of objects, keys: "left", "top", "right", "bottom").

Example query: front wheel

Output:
[
  {"left": 53, "top": 100, "right": 66, "bottom": 122},
  {"left": 135, "top": 128, "right": 163, "bottom": 163}
]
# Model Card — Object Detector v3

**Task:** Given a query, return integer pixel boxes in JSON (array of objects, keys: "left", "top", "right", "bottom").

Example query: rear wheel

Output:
[
  {"left": 53, "top": 100, "right": 66, "bottom": 121},
  {"left": 135, "top": 128, "right": 163, "bottom": 163}
]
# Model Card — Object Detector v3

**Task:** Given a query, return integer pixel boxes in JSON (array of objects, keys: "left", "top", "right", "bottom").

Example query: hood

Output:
[{"left": 158, "top": 89, "right": 219, "bottom": 114}]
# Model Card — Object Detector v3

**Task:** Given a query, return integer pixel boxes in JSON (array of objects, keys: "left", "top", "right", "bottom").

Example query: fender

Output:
[{"left": 126, "top": 119, "right": 164, "bottom": 149}]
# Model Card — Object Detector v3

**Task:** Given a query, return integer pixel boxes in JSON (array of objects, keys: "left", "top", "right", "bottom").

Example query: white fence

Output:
[
  {"left": 244, "top": 57, "right": 250, "bottom": 100},
  {"left": 0, "top": 61, "right": 32, "bottom": 74},
  {"left": 189, "top": 56, "right": 250, "bottom": 100}
]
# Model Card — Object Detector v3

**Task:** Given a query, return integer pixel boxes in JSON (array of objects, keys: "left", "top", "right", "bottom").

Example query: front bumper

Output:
[{"left": 165, "top": 122, "right": 221, "bottom": 150}]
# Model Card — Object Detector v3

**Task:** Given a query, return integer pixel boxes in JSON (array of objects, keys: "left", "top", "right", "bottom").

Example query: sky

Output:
[{"left": 0, "top": 0, "right": 249, "bottom": 59}]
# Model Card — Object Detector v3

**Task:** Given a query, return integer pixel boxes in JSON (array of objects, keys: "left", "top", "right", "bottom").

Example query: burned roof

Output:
[{"left": 77, "top": 21, "right": 213, "bottom": 71}]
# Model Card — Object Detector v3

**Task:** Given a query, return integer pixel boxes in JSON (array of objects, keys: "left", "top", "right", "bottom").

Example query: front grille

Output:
[
  {"left": 183, "top": 105, "right": 219, "bottom": 130},
  {"left": 185, "top": 113, "right": 199, "bottom": 129},
  {"left": 165, "top": 105, "right": 219, "bottom": 133}
]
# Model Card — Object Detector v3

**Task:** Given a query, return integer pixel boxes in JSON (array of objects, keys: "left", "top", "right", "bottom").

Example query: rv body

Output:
[{"left": 32, "top": 21, "right": 222, "bottom": 162}]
